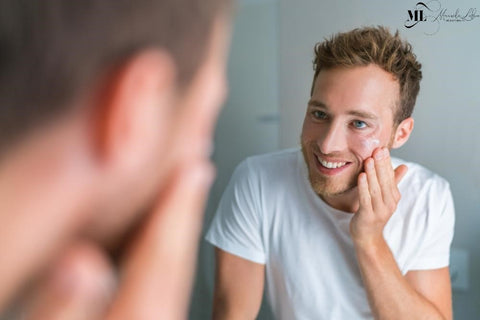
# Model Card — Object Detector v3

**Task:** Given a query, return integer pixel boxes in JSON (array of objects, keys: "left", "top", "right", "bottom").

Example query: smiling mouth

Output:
[{"left": 316, "top": 155, "right": 350, "bottom": 169}]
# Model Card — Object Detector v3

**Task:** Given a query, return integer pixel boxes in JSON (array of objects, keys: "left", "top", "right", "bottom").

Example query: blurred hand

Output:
[{"left": 23, "top": 160, "right": 214, "bottom": 320}]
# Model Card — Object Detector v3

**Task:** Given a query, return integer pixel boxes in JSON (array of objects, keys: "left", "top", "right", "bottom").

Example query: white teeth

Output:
[{"left": 317, "top": 156, "right": 347, "bottom": 169}]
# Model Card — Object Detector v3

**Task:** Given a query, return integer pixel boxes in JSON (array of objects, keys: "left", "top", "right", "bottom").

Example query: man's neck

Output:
[{"left": 319, "top": 187, "right": 360, "bottom": 213}]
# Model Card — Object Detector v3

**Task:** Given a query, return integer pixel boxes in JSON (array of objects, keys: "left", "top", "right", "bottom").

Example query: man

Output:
[
  {"left": 0, "top": 0, "right": 231, "bottom": 318},
  {"left": 207, "top": 26, "right": 454, "bottom": 319}
]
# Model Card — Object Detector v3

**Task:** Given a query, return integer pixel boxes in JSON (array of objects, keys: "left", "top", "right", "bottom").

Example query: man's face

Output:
[
  {"left": 88, "top": 16, "right": 231, "bottom": 245},
  {"left": 139, "top": 16, "right": 231, "bottom": 211},
  {"left": 301, "top": 65, "right": 400, "bottom": 197},
  {"left": 169, "top": 17, "right": 230, "bottom": 165}
]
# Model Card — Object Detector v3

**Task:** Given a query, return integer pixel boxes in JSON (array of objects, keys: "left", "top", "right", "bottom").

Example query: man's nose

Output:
[{"left": 318, "top": 122, "right": 347, "bottom": 155}]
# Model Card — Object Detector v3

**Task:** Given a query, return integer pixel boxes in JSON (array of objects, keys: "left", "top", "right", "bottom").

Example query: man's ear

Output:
[
  {"left": 391, "top": 117, "right": 414, "bottom": 149},
  {"left": 92, "top": 50, "right": 176, "bottom": 170}
]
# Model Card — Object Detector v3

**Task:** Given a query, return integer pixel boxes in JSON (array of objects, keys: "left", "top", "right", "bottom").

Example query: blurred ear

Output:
[
  {"left": 92, "top": 50, "right": 176, "bottom": 171},
  {"left": 391, "top": 117, "right": 414, "bottom": 149}
]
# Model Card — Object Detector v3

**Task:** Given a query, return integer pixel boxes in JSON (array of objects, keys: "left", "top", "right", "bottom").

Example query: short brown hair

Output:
[
  {"left": 311, "top": 26, "right": 422, "bottom": 124},
  {"left": 0, "top": 0, "right": 231, "bottom": 153}
]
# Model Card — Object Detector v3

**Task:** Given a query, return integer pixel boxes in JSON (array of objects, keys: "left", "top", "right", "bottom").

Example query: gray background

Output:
[{"left": 190, "top": 0, "right": 480, "bottom": 319}]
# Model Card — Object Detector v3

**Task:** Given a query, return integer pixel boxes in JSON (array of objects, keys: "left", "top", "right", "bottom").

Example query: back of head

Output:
[
  {"left": 311, "top": 26, "right": 422, "bottom": 124},
  {"left": 0, "top": 0, "right": 231, "bottom": 154}
]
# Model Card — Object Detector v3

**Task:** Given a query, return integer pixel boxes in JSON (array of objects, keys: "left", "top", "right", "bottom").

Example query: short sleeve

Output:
[
  {"left": 205, "top": 159, "right": 266, "bottom": 264},
  {"left": 409, "top": 180, "right": 455, "bottom": 270}
]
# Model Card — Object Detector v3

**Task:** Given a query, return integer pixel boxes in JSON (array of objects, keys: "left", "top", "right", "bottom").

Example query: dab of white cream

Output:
[{"left": 362, "top": 138, "right": 380, "bottom": 153}]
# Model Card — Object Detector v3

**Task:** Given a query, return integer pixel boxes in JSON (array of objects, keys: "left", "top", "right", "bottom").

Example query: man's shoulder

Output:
[
  {"left": 387, "top": 158, "right": 454, "bottom": 273},
  {"left": 232, "top": 148, "right": 301, "bottom": 186},
  {"left": 392, "top": 157, "right": 450, "bottom": 195},
  {"left": 243, "top": 148, "right": 300, "bottom": 169}
]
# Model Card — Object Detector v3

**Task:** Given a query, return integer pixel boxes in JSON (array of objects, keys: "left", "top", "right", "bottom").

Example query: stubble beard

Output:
[
  {"left": 300, "top": 142, "right": 359, "bottom": 198},
  {"left": 300, "top": 131, "right": 396, "bottom": 198}
]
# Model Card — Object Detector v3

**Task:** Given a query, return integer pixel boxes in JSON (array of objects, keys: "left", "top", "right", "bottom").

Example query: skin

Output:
[
  {"left": 0, "top": 14, "right": 231, "bottom": 320},
  {"left": 213, "top": 65, "right": 452, "bottom": 319},
  {"left": 212, "top": 249, "right": 265, "bottom": 320}
]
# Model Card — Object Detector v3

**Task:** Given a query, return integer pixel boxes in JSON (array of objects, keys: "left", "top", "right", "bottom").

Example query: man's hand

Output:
[
  {"left": 23, "top": 160, "right": 214, "bottom": 320},
  {"left": 350, "top": 147, "right": 408, "bottom": 247},
  {"left": 349, "top": 147, "right": 451, "bottom": 319}
]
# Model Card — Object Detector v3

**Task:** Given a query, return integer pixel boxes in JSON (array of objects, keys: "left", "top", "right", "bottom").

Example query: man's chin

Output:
[
  {"left": 309, "top": 173, "right": 358, "bottom": 198},
  {"left": 314, "top": 184, "right": 357, "bottom": 198}
]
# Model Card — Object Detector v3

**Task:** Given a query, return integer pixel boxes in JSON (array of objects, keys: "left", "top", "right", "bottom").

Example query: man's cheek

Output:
[
  {"left": 351, "top": 135, "right": 381, "bottom": 162},
  {"left": 359, "top": 137, "right": 380, "bottom": 158}
]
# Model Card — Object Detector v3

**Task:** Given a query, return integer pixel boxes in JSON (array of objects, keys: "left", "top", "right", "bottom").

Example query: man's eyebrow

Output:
[
  {"left": 347, "top": 110, "right": 378, "bottom": 120},
  {"left": 308, "top": 99, "right": 378, "bottom": 120},
  {"left": 307, "top": 99, "right": 327, "bottom": 108}
]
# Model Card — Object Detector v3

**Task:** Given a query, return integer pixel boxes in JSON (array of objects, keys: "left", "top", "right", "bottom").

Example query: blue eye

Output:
[
  {"left": 312, "top": 110, "right": 328, "bottom": 120},
  {"left": 352, "top": 120, "right": 367, "bottom": 129}
]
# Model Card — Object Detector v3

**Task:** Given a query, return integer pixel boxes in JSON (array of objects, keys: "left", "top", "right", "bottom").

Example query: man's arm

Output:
[
  {"left": 354, "top": 239, "right": 452, "bottom": 319},
  {"left": 212, "top": 248, "right": 265, "bottom": 320},
  {"left": 406, "top": 268, "right": 452, "bottom": 319},
  {"left": 351, "top": 147, "right": 452, "bottom": 319}
]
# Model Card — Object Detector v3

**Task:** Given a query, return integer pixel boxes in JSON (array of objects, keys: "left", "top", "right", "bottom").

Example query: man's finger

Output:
[
  {"left": 364, "top": 157, "right": 383, "bottom": 211},
  {"left": 373, "top": 148, "right": 396, "bottom": 206},
  {"left": 24, "top": 242, "right": 115, "bottom": 320},
  {"left": 394, "top": 164, "right": 408, "bottom": 185},
  {"left": 357, "top": 172, "right": 372, "bottom": 213},
  {"left": 106, "top": 160, "right": 214, "bottom": 320}
]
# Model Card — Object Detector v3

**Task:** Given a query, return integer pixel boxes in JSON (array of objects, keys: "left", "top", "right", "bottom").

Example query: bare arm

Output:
[
  {"left": 354, "top": 239, "right": 452, "bottom": 319},
  {"left": 212, "top": 248, "right": 265, "bottom": 320},
  {"left": 405, "top": 268, "right": 452, "bottom": 319}
]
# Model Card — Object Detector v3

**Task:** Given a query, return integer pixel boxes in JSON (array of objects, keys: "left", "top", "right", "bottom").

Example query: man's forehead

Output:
[
  {"left": 310, "top": 66, "right": 399, "bottom": 121},
  {"left": 313, "top": 65, "right": 400, "bottom": 97}
]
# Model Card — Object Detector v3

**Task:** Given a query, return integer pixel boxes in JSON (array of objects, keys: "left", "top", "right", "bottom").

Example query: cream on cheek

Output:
[
  {"left": 350, "top": 128, "right": 383, "bottom": 162},
  {"left": 360, "top": 137, "right": 380, "bottom": 156}
]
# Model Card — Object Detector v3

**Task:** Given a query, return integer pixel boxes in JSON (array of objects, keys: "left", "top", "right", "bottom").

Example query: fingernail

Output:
[
  {"left": 374, "top": 148, "right": 386, "bottom": 160},
  {"left": 51, "top": 244, "right": 116, "bottom": 301},
  {"left": 359, "top": 173, "right": 367, "bottom": 182},
  {"left": 189, "top": 162, "right": 215, "bottom": 188},
  {"left": 366, "top": 159, "right": 374, "bottom": 169},
  {"left": 184, "top": 139, "right": 215, "bottom": 160},
  {"left": 198, "top": 140, "right": 215, "bottom": 158}
]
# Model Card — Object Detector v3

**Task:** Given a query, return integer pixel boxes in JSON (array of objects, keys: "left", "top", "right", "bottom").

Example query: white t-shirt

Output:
[{"left": 206, "top": 148, "right": 455, "bottom": 320}]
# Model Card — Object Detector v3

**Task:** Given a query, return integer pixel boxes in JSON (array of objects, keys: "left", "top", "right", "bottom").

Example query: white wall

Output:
[{"left": 278, "top": 0, "right": 480, "bottom": 318}]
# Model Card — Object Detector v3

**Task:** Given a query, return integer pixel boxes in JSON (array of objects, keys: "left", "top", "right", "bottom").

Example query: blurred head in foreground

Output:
[{"left": 0, "top": 0, "right": 232, "bottom": 316}]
